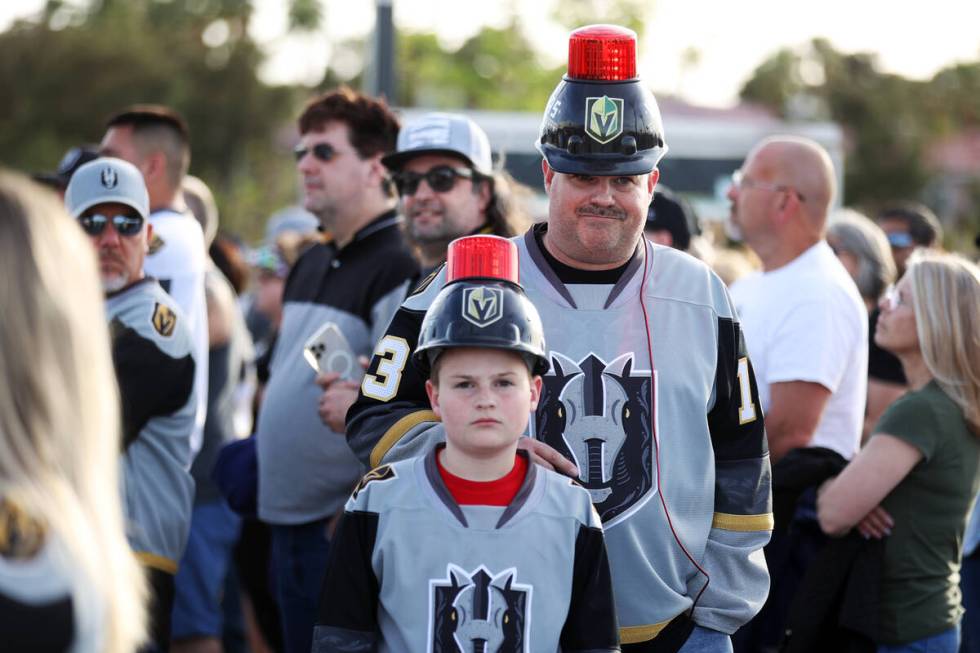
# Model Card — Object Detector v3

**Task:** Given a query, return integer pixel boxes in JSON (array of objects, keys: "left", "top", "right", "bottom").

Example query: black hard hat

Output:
[
  {"left": 414, "top": 279, "right": 549, "bottom": 378},
  {"left": 645, "top": 186, "right": 701, "bottom": 251},
  {"left": 537, "top": 25, "right": 668, "bottom": 176}
]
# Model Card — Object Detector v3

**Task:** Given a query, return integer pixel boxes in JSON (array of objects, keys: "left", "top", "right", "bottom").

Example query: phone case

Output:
[{"left": 303, "top": 322, "right": 364, "bottom": 382}]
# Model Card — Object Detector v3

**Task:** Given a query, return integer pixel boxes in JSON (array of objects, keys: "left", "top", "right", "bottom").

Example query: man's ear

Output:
[
  {"left": 425, "top": 378, "right": 441, "bottom": 418},
  {"left": 541, "top": 159, "right": 555, "bottom": 194},
  {"left": 142, "top": 151, "right": 167, "bottom": 186},
  {"left": 367, "top": 155, "right": 389, "bottom": 190},
  {"left": 647, "top": 168, "right": 660, "bottom": 194},
  {"left": 528, "top": 374, "right": 543, "bottom": 412},
  {"left": 144, "top": 222, "right": 154, "bottom": 254}
]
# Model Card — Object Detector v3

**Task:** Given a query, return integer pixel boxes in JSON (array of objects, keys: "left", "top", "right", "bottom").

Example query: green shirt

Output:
[{"left": 876, "top": 381, "right": 980, "bottom": 644}]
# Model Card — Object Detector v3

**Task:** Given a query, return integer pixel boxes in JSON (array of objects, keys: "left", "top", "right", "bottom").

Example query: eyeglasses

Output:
[
  {"left": 886, "top": 232, "right": 914, "bottom": 249},
  {"left": 731, "top": 170, "right": 806, "bottom": 203},
  {"left": 393, "top": 166, "right": 473, "bottom": 196},
  {"left": 78, "top": 212, "right": 144, "bottom": 237},
  {"left": 293, "top": 142, "right": 337, "bottom": 163}
]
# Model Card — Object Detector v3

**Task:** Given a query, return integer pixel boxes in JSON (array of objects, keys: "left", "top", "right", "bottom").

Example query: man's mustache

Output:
[{"left": 576, "top": 204, "right": 626, "bottom": 220}]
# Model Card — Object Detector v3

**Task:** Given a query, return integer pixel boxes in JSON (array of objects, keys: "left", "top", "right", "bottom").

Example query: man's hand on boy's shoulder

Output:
[{"left": 518, "top": 437, "right": 579, "bottom": 478}]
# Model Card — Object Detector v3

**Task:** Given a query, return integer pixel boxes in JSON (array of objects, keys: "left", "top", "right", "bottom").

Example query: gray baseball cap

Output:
[
  {"left": 65, "top": 157, "right": 150, "bottom": 220},
  {"left": 382, "top": 113, "right": 493, "bottom": 175}
]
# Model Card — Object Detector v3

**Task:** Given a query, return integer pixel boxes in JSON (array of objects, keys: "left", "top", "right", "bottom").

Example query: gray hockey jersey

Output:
[
  {"left": 313, "top": 448, "right": 619, "bottom": 652},
  {"left": 106, "top": 278, "right": 196, "bottom": 573},
  {"left": 346, "top": 226, "right": 773, "bottom": 643}
]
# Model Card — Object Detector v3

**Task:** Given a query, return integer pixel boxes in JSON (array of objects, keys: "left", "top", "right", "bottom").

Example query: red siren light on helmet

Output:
[
  {"left": 445, "top": 235, "right": 519, "bottom": 284},
  {"left": 567, "top": 24, "right": 637, "bottom": 81}
]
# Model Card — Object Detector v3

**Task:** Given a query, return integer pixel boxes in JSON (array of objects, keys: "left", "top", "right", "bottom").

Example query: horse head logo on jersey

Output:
[
  {"left": 429, "top": 564, "right": 530, "bottom": 653},
  {"left": 534, "top": 352, "right": 654, "bottom": 527}
]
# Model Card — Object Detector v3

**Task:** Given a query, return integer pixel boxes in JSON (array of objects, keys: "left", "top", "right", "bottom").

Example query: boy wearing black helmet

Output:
[{"left": 312, "top": 236, "right": 619, "bottom": 653}]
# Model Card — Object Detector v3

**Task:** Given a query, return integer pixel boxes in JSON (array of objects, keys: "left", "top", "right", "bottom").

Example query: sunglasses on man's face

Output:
[
  {"left": 393, "top": 165, "right": 474, "bottom": 197},
  {"left": 293, "top": 142, "right": 337, "bottom": 163},
  {"left": 78, "top": 212, "right": 144, "bottom": 237}
]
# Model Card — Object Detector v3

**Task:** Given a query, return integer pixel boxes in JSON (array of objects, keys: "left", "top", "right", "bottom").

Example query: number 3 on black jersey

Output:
[{"left": 361, "top": 336, "right": 411, "bottom": 401}]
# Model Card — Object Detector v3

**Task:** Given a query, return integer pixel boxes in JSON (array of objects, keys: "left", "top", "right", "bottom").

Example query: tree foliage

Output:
[
  {"left": 739, "top": 37, "right": 980, "bottom": 227},
  {"left": 0, "top": 0, "right": 303, "bottom": 240},
  {"left": 396, "top": 24, "right": 564, "bottom": 111}
]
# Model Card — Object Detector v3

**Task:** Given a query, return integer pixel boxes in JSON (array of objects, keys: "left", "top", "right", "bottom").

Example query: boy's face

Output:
[{"left": 425, "top": 347, "right": 542, "bottom": 460}]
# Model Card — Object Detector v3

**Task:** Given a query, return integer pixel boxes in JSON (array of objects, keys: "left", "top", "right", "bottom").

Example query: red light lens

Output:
[
  {"left": 446, "top": 235, "right": 519, "bottom": 284},
  {"left": 567, "top": 24, "right": 637, "bottom": 81}
]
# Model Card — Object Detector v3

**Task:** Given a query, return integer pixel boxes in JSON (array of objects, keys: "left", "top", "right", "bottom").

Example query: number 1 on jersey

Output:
[
  {"left": 736, "top": 356, "right": 757, "bottom": 424},
  {"left": 361, "top": 336, "right": 411, "bottom": 401}
]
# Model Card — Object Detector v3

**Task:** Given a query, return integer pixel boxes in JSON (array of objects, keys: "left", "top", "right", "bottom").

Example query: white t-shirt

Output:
[
  {"left": 730, "top": 240, "right": 868, "bottom": 460},
  {"left": 145, "top": 208, "right": 208, "bottom": 457}
]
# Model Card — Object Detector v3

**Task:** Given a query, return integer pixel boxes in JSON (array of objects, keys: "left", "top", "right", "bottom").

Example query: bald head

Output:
[{"left": 748, "top": 136, "right": 836, "bottom": 226}]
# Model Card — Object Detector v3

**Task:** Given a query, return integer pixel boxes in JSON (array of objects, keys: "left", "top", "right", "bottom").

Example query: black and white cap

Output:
[
  {"left": 32, "top": 145, "right": 100, "bottom": 190},
  {"left": 64, "top": 157, "right": 150, "bottom": 220},
  {"left": 382, "top": 113, "right": 492, "bottom": 175}
]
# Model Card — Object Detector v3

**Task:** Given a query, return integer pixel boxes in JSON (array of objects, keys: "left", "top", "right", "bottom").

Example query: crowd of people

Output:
[{"left": 1, "top": 22, "right": 980, "bottom": 653}]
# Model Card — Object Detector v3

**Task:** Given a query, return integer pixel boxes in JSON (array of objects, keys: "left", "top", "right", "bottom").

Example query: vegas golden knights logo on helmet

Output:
[{"left": 584, "top": 96, "right": 624, "bottom": 144}]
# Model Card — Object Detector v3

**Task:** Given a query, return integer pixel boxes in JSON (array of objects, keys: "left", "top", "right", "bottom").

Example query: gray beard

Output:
[{"left": 102, "top": 274, "right": 129, "bottom": 293}]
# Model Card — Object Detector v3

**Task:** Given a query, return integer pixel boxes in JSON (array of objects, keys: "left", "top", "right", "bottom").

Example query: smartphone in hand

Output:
[{"left": 303, "top": 323, "right": 364, "bottom": 382}]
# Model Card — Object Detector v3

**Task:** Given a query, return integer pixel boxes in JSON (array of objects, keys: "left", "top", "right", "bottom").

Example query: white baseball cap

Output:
[
  {"left": 382, "top": 113, "right": 493, "bottom": 176},
  {"left": 64, "top": 157, "right": 150, "bottom": 220}
]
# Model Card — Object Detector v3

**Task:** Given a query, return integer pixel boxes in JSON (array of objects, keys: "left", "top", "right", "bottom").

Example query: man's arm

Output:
[
  {"left": 111, "top": 320, "right": 195, "bottom": 449},
  {"left": 765, "top": 381, "right": 831, "bottom": 463},
  {"left": 689, "top": 315, "right": 773, "bottom": 634},
  {"left": 346, "top": 274, "right": 448, "bottom": 468}
]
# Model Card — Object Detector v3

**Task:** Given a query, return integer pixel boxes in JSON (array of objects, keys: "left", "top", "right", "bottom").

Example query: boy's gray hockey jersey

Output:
[
  {"left": 346, "top": 227, "right": 773, "bottom": 643},
  {"left": 106, "top": 278, "right": 196, "bottom": 573},
  {"left": 313, "top": 448, "right": 619, "bottom": 652}
]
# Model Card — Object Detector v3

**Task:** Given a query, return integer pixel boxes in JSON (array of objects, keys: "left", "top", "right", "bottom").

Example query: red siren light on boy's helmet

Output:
[
  {"left": 567, "top": 24, "right": 637, "bottom": 81},
  {"left": 536, "top": 23, "right": 667, "bottom": 176},
  {"left": 445, "top": 235, "right": 519, "bottom": 285},
  {"left": 415, "top": 235, "right": 547, "bottom": 378}
]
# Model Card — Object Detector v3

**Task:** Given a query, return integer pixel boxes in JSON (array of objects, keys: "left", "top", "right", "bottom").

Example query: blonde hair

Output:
[
  {"left": 0, "top": 171, "right": 147, "bottom": 651},
  {"left": 907, "top": 251, "right": 980, "bottom": 433}
]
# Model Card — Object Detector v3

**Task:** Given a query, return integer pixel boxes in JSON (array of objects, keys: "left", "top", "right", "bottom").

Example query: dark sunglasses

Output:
[
  {"left": 78, "top": 212, "right": 144, "bottom": 237},
  {"left": 293, "top": 142, "right": 337, "bottom": 163},
  {"left": 393, "top": 166, "right": 473, "bottom": 196}
]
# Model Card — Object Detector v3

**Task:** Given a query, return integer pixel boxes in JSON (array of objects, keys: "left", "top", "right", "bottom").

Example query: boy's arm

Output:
[
  {"left": 347, "top": 271, "right": 448, "bottom": 468},
  {"left": 688, "top": 315, "right": 773, "bottom": 633},
  {"left": 560, "top": 517, "right": 620, "bottom": 652},
  {"left": 312, "top": 509, "right": 381, "bottom": 653}
]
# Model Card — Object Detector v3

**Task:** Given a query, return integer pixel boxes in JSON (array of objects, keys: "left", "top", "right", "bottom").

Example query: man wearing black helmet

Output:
[{"left": 346, "top": 25, "right": 771, "bottom": 653}]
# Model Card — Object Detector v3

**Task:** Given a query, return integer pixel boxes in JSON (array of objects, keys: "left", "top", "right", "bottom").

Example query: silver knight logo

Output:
[
  {"left": 584, "top": 96, "right": 624, "bottom": 144},
  {"left": 462, "top": 287, "right": 503, "bottom": 328}
]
